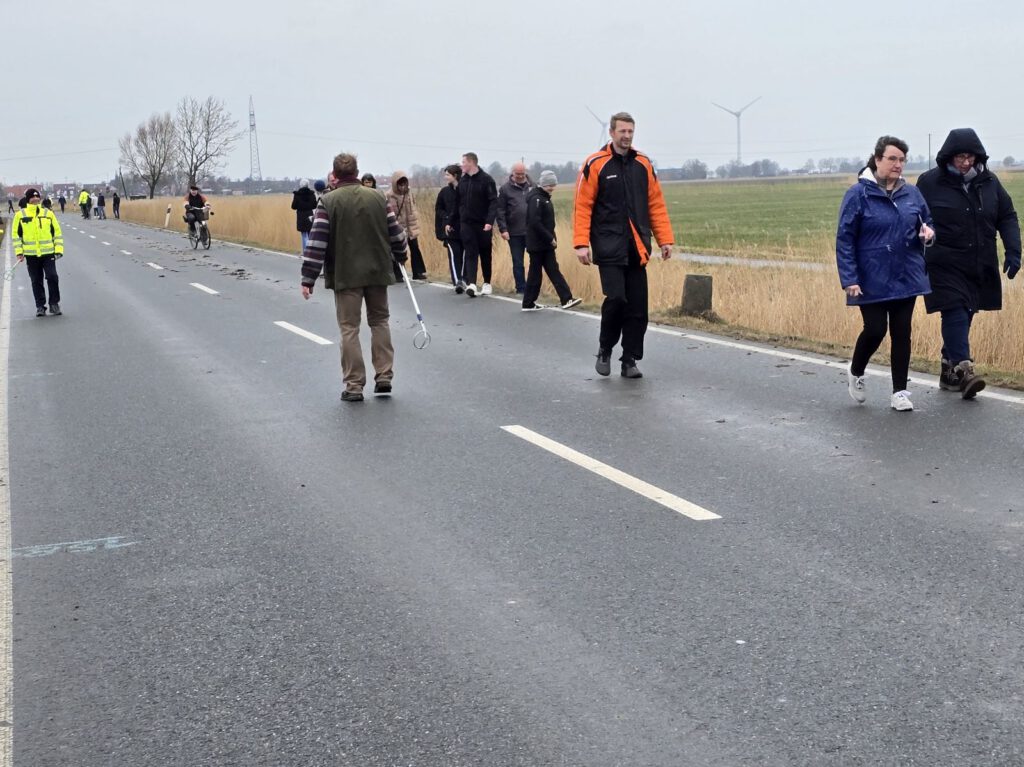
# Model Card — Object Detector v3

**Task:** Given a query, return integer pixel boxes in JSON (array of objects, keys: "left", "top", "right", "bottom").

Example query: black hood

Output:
[{"left": 935, "top": 128, "right": 989, "bottom": 167}]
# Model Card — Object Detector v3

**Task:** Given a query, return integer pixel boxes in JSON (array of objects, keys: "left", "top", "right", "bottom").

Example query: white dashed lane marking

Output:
[
  {"left": 274, "top": 321, "right": 333, "bottom": 346},
  {"left": 146, "top": 263, "right": 164, "bottom": 271},
  {"left": 190, "top": 283, "right": 219, "bottom": 295},
  {"left": 501, "top": 425, "right": 721, "bottom": 521}
]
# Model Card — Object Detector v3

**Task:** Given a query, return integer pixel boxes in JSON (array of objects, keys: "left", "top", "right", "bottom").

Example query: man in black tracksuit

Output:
[{"left": 456, "top": 152, "right": 497, "bottom": 297}]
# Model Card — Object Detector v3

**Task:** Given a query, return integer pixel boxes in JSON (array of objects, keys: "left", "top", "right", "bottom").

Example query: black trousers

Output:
[
  {"left": 25, "top": 256, "right": 60, "bottom": 308},
  {"left": 112, "top": 203, "right": 120, "bottom": 219},
  {"left": 523, "top": 248, "right": 572, "bottom": 307},
  {"left": 443, "top": 239, "right": 464, "bottom": 284},
  {"left": 80, "top": 203, "right": 90, "bottom": 219},
  {"left": 598, "top": 262, "right": 649, "bottom": 360},
  {"left": 408, "top": 238, "right": 426, "bottom": 278},
  {"left": 460, "top": 224, "right": 493, "bottom": 285},
  {"left": 851, "top": 296, "right": 916, "bottom": 392}
]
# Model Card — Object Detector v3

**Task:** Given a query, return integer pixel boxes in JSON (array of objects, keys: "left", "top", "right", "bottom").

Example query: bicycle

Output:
[{"left": 185, "top": 205, "right": 212, "bottom": 250}]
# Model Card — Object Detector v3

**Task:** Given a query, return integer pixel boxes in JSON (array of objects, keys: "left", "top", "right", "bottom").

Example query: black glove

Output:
[
  {"left": 55, "top": 252, "right": 63, "bottom": 259},
  {"left": 394, "top": 249, "right": 408, "bottom": 265},
  {"left": 1005, "top": 257, "right": 1020, "bottom": 280}
]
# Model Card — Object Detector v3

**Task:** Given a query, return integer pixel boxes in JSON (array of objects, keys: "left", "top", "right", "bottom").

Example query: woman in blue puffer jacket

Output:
[{"left": 836, "top": 135, "right": 934, "bottom": 412}]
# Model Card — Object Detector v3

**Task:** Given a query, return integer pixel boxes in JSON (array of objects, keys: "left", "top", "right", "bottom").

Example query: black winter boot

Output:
[
  {"left": 939, "top": 358, "right": 960, "bottom": 391},
  {"left": 954, "top": 360, "right": 986, "bottom": 400}
]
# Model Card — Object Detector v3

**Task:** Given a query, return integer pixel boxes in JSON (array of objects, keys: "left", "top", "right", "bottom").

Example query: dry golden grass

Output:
[{"left": 121, "top": 193, "right": 1024, "bottom": 385}]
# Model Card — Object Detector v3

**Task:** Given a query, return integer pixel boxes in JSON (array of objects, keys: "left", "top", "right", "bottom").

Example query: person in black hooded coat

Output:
[
  {"left": 291, "top": 179, "right": 318, "bottom": 251},
  {"left": 916, "top": 128, "right": 1021, "bottom": 398}
]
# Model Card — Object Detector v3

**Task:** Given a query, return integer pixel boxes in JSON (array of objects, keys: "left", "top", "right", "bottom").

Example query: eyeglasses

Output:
[
  {"left": 882, "top": 155, "right": 906, "bottom": 164},
  {"left": 953, "top": 153, "right": 976, "bottom": 163}
]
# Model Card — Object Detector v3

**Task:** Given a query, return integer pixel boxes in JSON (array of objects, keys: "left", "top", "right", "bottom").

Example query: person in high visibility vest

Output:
[
  {"left": 78, "top": 189, "right": 91, "bottom": 219},
  {"left": 13, "top": 188, "right": 64, "bottom": 317}
]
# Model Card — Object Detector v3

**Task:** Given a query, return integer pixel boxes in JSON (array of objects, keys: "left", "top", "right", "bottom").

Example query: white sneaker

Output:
[
  {"left": 890, "top": 390, "right": 914, "bottom": 411},
  {"left": 465, "top": 283, "right": 477, "bottom": 298},
  {"left": 481, "top": 283, "right": 492, "bottom": 295},
  {"left": 847, "top": 365, "right": 866, "bottom": 403}
]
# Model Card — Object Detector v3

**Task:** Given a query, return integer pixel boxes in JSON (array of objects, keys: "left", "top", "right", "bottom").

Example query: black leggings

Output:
[{"left": 851, "top": 297, "right": 916, "bottom": 392}]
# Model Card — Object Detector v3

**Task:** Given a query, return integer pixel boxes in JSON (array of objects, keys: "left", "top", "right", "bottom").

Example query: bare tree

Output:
[
  {"left": 176, "top": 96, "right": 242, "bottom": 187},
  {"left": 118, "top": 112, "right": 177, "bottom": 199}
]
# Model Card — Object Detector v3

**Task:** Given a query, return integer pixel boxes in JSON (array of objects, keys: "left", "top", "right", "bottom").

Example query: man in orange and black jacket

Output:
[{"left": 573, "top": 111, "right": 674, "bottom": 379}]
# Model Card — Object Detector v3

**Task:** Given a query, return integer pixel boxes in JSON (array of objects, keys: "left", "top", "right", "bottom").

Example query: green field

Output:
[{"left": 553, "top": 171, "right": 1024, "bottom": 262}]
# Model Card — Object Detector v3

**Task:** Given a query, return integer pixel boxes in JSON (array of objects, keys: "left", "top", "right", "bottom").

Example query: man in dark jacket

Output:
[
  {"left": 456, "top": 152, "right": 497, "bottom": 297},
  {"left": 522, "top": 170, "right": 580, "bottom": 312},
  {"left": 301, "top": 153, "right": 408, "bottom": 402},
  {"left": 496, "top": 162, "right": 533, "bottom": 293},
  {"left": 916, "top": 128, "right": 1021, "bottom": 399},
  {"left": 573, "top": 112, "right": 674, "bottom": 378}
]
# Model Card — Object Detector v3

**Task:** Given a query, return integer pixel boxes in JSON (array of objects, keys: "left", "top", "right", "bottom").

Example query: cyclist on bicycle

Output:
[{"left": 183, "top": 185, "right": 208, "bottom": 235}]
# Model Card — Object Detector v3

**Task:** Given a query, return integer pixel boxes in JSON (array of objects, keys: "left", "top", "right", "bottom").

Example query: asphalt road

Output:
[{"left": 3, "top": 214, "right": 1023, "bottom": 766}]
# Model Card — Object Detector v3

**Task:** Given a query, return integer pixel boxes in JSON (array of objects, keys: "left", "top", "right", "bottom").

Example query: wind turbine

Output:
[
  {"left": 585, "top": 105, "right": 609, "bottom": 149},
  {"left": 712, "top": 97, "right": 761, "bottom": 164}
]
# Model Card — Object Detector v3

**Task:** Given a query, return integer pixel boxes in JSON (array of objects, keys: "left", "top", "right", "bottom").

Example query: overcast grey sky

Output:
[{"left": 4, "top": 0, "right": 1023, "bottom": 186}]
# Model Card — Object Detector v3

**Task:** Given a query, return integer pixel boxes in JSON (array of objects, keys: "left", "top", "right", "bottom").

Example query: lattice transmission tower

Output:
[{"left": 249, "top": 96, "right": 262, "bottom": 192}]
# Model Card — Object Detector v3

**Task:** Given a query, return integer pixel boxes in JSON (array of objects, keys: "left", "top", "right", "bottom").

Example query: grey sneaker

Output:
[
  {"left": 35, "top": 306, "right": 46, "bottom": 317},
  {"left": 621, "top": 358, "right": 643, "bottom": 379},
  {"left": 49, "top": 303, "right": 62, "bottom": 316},
  {"left": 595, "top": 348, "right": 611, "bottom": 376}
]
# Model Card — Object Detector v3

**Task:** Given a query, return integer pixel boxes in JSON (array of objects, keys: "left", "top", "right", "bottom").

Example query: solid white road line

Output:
[
  {"left": 273, "top": 321, "right": 333, "bottom": 346},
  {"left": 501, "top": 425, "right": 721, "bottom": 521},
  {"left": 146, "top": 263, "right": 164, "bottom": 271},
  {"left": 1, "top": 217, "right": 15, "bottom": 765},
  {"left": 189, "top": 282, "right": 219, "bottom": 295}
]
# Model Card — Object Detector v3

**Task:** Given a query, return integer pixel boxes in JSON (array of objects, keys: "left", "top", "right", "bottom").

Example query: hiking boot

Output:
[
  {"left": 890, "top": 390, "right": 914, "bottom": 412},
  {"left": 595, "top": 348, "right": 611, "bottom": 376},
  {"left": 455, "top": 280, "right": 466, "bottom": 294},
  {"left": 481, "top": 283, "right": 492, "bottom": 295},
  {"left": 561, "top": 297, "right": 582, "bottom": 309},
  {"left": 939, "top": 357, "right": 960, "bottom": 391},
  {"left": 847, "top": 364, "right": 866, "bottom": 403},
  {"left": 954, "top": 360, "right": 985, "bottom": 400},
  {"left": 621, "top": 358, "right": 643, "bottom": 379},
  {"left": 340, "top": 390, "right": 364, "bottom": 402},
  {"left": 373, "top": 380, "right": 392, "bottom": 396},
  {"left": 49, "top": 303, "right": 62, "bottom": 316},
  {"left": 35, "top": 306, "right": 46, "bottom": 317}
]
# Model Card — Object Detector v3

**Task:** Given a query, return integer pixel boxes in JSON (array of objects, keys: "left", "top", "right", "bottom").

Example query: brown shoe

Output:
[
  {"left": 340, "top": 390, "right": 364, "bottom": 402},
  {"left": 955, "top": 360, "right": 985, "bottom": 400},
  {"left": 373, "top": 380, "right": 392, "bottom": 396}
]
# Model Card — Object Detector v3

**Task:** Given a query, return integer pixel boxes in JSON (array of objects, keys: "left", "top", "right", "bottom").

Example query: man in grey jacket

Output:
[{"left": 496, "top": 162, "right": 533, "bottom": 294}]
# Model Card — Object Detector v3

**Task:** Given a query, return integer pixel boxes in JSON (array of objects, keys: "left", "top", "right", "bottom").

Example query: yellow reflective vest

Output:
[
  {"left": 12, "top": 204, "right": 63, "bottom": 258},
  {"left": 78, "top": 190, "right": 90, "bottom": 206}
]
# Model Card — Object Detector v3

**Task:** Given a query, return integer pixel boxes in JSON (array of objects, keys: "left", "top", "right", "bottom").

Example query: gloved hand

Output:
[
  {"left": 55, "top": 252, "right": 63, "bottom": 259},
  {"left": 394, "top": 249, "right": 409, "bottom": 265},
  {"left": 1005, "top": 256, "right": 1020, "bottom": 280}
]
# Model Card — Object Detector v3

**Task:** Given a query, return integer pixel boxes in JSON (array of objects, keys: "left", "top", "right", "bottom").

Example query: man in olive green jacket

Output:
[{"left": 301, "top": 153, "right": 408, "bottom": 401}]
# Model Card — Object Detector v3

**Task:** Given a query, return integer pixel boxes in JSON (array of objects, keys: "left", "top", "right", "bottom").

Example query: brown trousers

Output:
[{"left": 334, "top": 286, "right": 394, "bottom": 393}]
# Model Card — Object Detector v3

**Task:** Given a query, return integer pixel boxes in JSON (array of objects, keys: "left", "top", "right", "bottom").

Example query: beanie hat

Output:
[
  {"left": 313, "top": 179, "right": 327, "bottom": 192},
  {"left": 24, "top": 188, "right": 41, "bottom": 199},
  {"left": 538, "top": 170, "right": 558, "bottom": 187}
]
